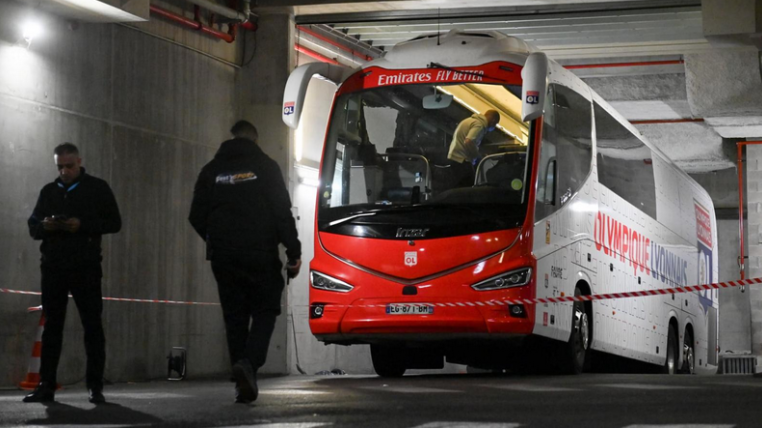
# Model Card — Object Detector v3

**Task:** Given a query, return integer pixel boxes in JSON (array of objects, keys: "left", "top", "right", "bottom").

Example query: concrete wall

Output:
[
  {"left": 717, "top": 219, "right": 752, "bottom": 353},
  {"left": 0, "top": 0, "right": 249, "bottom": 387}
]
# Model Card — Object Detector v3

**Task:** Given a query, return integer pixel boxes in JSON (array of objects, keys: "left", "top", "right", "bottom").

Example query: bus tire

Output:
[
  {"left": 371, "top": 344, "right": 406, "bottom": 377},
  {"left": 563, "top": 287, "right": 590, "bottom": 374},
  {"left": 662, "top": 324, "right": 678, "bottom": 374},
  {"left": 681, "top": 329, "right": 695, "bottom": 374}
]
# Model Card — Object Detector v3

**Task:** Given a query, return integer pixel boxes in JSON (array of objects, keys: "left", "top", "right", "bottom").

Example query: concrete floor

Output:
[{"left": 2, "top": 372, "right": 762, "bottom": 427}]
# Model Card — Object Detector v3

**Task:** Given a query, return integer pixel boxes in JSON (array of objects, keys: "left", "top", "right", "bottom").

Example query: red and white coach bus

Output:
[{"left": 282, "top": 30, "right": 718, "bottom": 376}]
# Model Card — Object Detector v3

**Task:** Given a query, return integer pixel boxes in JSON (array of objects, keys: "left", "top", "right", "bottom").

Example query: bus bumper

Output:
[{"left": 309, "top": 290, "right": 535, "bottom": 344}]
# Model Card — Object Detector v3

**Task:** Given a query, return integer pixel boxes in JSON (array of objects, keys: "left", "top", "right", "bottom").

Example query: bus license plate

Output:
[{"left": 386, "top": 304, "right": 434, "bottom": 315}]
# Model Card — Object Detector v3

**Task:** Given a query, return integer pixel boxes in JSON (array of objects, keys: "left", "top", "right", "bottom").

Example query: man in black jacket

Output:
[
  {"left": 189, "top": 121, "right": 301, "bottom": 404},
  {"left": 24, "top": 143, "right": 121, "bottom": 404}
]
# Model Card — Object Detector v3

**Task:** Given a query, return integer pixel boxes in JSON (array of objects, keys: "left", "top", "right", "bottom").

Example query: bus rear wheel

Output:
[
  {"left": 371, "top": 344, "right": 406, "bottom": 377},
  {"left": 562, "top": 287, "right": 590, "bottom": 374},
  {"left": 662, "top": 324, "right": 678, "bottom": 374},
  {"left": 681, "top": 330, "right": 695, "bottom": 374}
]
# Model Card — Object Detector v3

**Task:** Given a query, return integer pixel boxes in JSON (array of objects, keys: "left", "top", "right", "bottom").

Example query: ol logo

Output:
[
  {"left": 283, "top": 101, "right": 295, "bottom": 115},
  {"left": 404, "top": 251, "right": 418, "bottom": 267},
  {"left": 526, "top": 90, "right": 539, "bottom": 105}
]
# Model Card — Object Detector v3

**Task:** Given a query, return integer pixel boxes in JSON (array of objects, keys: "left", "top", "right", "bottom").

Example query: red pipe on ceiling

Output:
[
  {"left": 150, "top": 4, "right": 234, "bottom": 42},
  {"left": 296, "top": 25, "right": 372, "bottom": 61},
  {"left": 564, "top": 60, "right": 684, "bottom": 69},
  {"left": 295, "top": 44, "right": 340, "bottom": 65},
  {"left": 149, "top": 4, "right": 257, "bottom": 43},
  {"left": 239, "top": 21, "right": 257, "bottom": 31}
]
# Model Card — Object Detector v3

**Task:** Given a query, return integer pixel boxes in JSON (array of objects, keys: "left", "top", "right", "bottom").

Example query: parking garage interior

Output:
[{"left": 2, "top": 0, "right": 762, "bottom": 426}]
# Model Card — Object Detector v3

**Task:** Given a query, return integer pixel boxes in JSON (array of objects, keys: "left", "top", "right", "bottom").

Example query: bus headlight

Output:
[
  {"left": 471, "top": 268, "right": 532, "bottom": 291},
  {"left": 310, "top": 271, "right": 354, "bottom": 292}
]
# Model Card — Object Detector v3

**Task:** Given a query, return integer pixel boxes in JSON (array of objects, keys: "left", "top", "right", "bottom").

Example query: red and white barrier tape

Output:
[
  {"left": 0, "top": 288, "right": 219, "bottom": 306},
  {"left": 308, "top": 277, "right": 762, "bottom": 309},
  {"left": 3, "top": 278, "right": 760, "bottom": 309}
]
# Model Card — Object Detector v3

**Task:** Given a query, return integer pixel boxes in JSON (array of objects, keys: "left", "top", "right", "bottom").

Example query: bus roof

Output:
[{"left": 364, "top": 29, "right": 537, "bottom": 71}]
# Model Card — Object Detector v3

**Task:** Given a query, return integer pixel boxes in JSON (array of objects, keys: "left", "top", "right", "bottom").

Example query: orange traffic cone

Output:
[{"left": 19, "top": 306, "right": 44, "bottom": 390}]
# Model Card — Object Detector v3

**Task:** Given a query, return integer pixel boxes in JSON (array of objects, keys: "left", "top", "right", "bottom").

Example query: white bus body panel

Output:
[{"left": 531, "top": 57, "right": 719, "bottom": 373}]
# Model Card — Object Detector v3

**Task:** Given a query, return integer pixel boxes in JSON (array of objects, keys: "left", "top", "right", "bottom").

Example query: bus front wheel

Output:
[
  {"left": 563, "top": 287, "right": 590, "bottom": 374},
  {"left": 371, "top": 344, "right": 406, "bottom": 377}
]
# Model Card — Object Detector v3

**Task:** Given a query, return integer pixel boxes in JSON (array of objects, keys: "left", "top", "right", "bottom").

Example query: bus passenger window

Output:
[
  {"left": 594, "top": 102, "right": 657, "bottom": 219},
  {"left": 543, "top": 159, "right": 556, "bottom": 205},
  {"left": 535, "top": 84, "right": 592, "bottom": 222}
]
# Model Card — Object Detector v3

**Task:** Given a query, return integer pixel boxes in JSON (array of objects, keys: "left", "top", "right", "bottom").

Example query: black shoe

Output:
[
  {"left": 234, "top": 386, "right": 252, "bottom": 404},
  {"left": 23, "top": 383, "right": 55, "bottom": 403},
  {"left": 88, "top": 387, "right": 106, "bottom": 404},
  {"left": 232, "top": 360, "right": 258, "bottom": 403}
]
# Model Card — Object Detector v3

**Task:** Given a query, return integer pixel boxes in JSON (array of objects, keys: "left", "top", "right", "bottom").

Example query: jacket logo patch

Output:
[{"left": 216, "top": 171, "right": 257, "bottom": 185}]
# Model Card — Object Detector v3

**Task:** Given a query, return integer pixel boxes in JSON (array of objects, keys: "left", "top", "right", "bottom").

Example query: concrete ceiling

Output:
[{"left": 283, "top": 0, "right": 762, "bottom": 175}]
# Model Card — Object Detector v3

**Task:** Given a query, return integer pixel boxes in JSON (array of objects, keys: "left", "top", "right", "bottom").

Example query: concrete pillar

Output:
[
  {"left": 234, "top": 8, "right": 295, "bottom": 374},
  {"left": 744, "top": 145, "right": 762, "bottom": 369},
  {"left": 703, "top": 0, "right": 762, "bottom": 48}
]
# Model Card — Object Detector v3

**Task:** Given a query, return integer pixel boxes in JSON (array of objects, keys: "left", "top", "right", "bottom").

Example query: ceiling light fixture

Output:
[{"left": 20, "top": 20, "right": 43, "bottom": 49}]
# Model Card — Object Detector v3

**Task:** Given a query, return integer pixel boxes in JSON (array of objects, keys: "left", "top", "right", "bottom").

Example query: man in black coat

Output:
[
  {"left": 189, "top": 120, "right": 301, "bottom": 404},
  {"left": 24, "top": 143, "right": 121, "bottom": 404}
]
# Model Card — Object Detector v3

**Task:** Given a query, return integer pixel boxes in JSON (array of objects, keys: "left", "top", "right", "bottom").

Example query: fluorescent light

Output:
[
  {"left": 21, "top": 21, "right": 42, "bottom": 42},
  {"left": 52, "top": 0, "right": 147, "bottom": 22}
]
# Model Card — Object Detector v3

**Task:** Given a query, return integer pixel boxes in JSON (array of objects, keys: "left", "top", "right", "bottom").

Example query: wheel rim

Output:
[
  {"left": 684, "top": 343, "right": 695, "bottom": 374},
  {"left": 573, "top": 307, "right": 589, "bottom": 365},
  {"left": 580, "top": 313, "right": 589, "bottom": 349},
  {"left": 666, "top": 337, "right": 676, "bottom": 374}
]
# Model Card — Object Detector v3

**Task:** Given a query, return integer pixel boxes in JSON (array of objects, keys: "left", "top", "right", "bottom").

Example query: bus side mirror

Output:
[
  {"left": 521, "top": 52, "right": 548, "bottom": 122},
  {"left": 282, "top": 63, "right": 354, "bottom": 129}
]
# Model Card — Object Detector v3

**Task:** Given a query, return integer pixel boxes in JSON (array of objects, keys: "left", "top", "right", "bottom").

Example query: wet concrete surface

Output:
[{"left": 1, "top": 372, "right": 761, "bottom": 427}]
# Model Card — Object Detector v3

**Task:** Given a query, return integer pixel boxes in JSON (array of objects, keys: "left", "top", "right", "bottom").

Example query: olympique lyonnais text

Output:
[{"left": 594, "top": 212, "right": 687, "bottom": 287}]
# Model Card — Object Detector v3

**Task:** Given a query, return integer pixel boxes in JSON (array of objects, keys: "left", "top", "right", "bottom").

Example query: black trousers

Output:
[
  {"left": 449, "top": 160, "right": 475, "bottom": 188},
  {"left": 40, "top": 265, "right": 105, "bottom": 389},
  {"left": 211, "top": 254, "right": 284, "bottom": 370}
]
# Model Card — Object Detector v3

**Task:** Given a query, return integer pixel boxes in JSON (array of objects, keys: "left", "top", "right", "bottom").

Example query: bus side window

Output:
[
  {"left": 544, "top": 158, "right": 557, "bottom": 205},
  {"left": 594, "top": 102, "right": 657, "bottom": 219},
  {"left": 535, "top": 84, "right": 592, "bottom": 222}
]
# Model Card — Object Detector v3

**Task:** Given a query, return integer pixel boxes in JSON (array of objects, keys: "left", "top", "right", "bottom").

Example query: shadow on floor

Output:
[{"left": 26, "top": 400, "right": 162, "bottom": 427}]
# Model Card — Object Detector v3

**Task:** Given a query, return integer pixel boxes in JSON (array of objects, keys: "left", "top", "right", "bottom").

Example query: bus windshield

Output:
[{"left": 317, "top": 77, "right": 534, "bottom": 239}]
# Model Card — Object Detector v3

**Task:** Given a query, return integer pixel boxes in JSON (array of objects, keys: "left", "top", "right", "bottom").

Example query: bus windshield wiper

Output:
[
  {"left": 428, "top": 62, "right": 510, "bottom": 84},
  {"left": 328, "top": 212, "right": 377, "bottom": 227}
]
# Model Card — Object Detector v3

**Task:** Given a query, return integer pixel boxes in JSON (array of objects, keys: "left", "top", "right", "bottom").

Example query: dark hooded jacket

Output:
[
  {"left": 188, "top": 138, "right": 301, "bottom": 262},
  {"left": 28, "top": 168, "right": 122, "bottom": 270}
]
